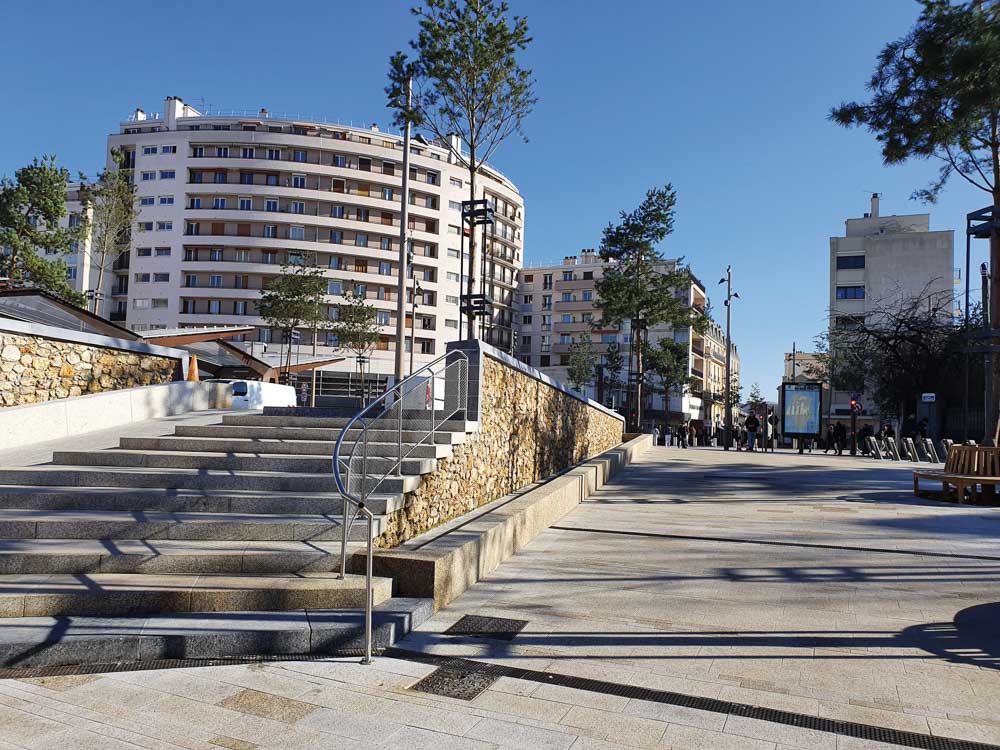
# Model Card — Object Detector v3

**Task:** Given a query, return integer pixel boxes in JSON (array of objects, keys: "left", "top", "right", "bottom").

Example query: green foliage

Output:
[
  {"left": 567, "top": 332, "right": 597, "bottom": 392},
  {"left": 603, "top": 342, "right": 624, "bottom": 392},
  {"left": 726, "top": 373, "right": 743, "bottom": 411},
  {"left": 748, "top": 382, "right": 767, "bottom": 413},
  {"left": 258, "top": 257, "right": 329, "bottom": 338},
  {"left": 328, "top": 290, "right": 381, "bottom": 359},
  {"left": 643, "top": 337, "right": 691, "bottom": 396},
  {"left": 0, "top": 155, "right": 86, "bottom": 303},
  {"left": 82, "top": 149, "right": 137, "bottom": 315},
  {"left": 830, "top": 0, "right": 1000, "bottom": 203}
]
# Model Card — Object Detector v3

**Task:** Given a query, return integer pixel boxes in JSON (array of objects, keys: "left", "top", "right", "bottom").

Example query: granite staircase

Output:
[{"left": 0, "top": 409, "right": 474, "bottom": 668}]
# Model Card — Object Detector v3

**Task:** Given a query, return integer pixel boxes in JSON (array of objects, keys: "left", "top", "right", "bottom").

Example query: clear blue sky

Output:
[{"left": 0, "top": 0, "right": 988, "bottom": 394}]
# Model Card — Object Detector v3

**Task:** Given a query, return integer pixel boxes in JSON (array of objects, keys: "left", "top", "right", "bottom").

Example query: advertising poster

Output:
[{"left": 781, "top": 382, "right": 822, "bottom": 437}]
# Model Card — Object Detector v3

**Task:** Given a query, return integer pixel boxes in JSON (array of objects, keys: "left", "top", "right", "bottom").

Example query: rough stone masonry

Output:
[{"left": 0, "top": 333, "right": 176, "bottom": 407}]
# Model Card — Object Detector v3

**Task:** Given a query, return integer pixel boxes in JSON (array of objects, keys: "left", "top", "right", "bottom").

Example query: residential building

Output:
[
  {"left": 516, "top": 251, "right": 739, "bottom": 429},
  {"left": 828, "top": 194, "right": 955, "bottom": 426},
  {"left": 85, "top": 95, "right": 524, "bottom": 385}
]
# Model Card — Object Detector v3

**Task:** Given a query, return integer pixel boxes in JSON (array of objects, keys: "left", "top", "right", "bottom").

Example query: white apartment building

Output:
[
  {"left": 81, "top": 95, "right": 524, "bottom": 382},
  {"left": 516, "top": 252, "right": 738, "bottom": 428},
  {"left": 829, "top": 194, "right": 955, "bottom": 424}
]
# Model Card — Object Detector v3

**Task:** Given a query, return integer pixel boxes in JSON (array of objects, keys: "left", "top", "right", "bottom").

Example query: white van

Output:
[{"left": 227, "top": 380, "right": 297, "bottom": 410}]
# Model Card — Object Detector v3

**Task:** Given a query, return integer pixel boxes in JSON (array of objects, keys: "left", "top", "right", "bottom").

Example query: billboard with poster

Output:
[{"left": 781, "top": 382, "right": 822, "bottom": 437}]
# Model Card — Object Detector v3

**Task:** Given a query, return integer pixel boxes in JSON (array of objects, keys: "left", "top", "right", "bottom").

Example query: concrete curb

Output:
[{"left": 354, "top": 434, "right": 653, "bottom": 611}]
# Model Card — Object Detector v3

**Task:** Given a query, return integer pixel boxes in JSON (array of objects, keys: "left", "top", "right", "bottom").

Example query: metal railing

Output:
[{"left": 332, "top": 349, "right": 469, "bottom": 663}]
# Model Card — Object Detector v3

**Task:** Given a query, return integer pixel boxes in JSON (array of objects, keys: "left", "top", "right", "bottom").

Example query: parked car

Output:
[{"left": 224, "top": 380, "right": 296, "bottom": 410}]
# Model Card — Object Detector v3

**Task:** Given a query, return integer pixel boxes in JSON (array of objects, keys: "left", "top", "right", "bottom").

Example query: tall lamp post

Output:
[
  {"left": 719, "top": 266, "right": 740, "bottom": 450},
  {"left": 393, "top": 75, "right": 413, "bottom": 384}
]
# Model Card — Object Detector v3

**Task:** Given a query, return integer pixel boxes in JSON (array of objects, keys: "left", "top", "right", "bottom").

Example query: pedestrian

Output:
[
  {"left": 824, "top": 424, "right": 835, "bottom": 454},
  {"left": 689, "top": 422, "right": 697, "bottom": 448},
  {"left": 651, "top": 424, "right": 660, "bottom": 445},
  {"left": 745, "top": 412, "right": 760, "bottom": 452},
  {"left": 833, "top": 421, "right": 847, "bottom": 456}
]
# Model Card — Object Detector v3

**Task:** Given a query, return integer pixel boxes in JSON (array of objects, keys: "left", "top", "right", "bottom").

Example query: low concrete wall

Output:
[
  {"left": 355, "top": 433, "right": 652, "bottom": 610},
  {"left": 0, "top": 381, "right": 231, "bottom": 451}
]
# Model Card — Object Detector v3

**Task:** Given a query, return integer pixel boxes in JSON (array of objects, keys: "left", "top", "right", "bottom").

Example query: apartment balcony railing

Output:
[
  {"left": 691, "top": 345, "right": 705, "bottom": 357},
  {"left": 691, "top": 367, "right": 704, "bottom": 379},
  {"left": 109, "top": 311, "right": 127, "bottom": 322}
]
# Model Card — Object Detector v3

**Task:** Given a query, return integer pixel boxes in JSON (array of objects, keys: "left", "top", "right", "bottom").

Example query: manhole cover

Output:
[
  {"left": 444, "top": 614, "right": 528, "bottom": 641},
  {"left": 410, "top": 667, "right": 498, "bottom": 700}
]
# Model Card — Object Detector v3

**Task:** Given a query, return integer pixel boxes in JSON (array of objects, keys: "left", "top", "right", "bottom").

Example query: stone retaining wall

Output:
[
  {"left": 0, "top": 333, "right": 177, "bottom": 407},
  {"left": 377, "top": 347, "right": 625, "bottom": 547}
]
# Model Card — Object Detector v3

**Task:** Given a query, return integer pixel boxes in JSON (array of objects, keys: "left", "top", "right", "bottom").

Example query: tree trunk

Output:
[
  {"left": 634, "top": 322, "right": 643, "bottom": 432},
  {"left": 284, "top": 329, "right": 293, "bottom": 387}
]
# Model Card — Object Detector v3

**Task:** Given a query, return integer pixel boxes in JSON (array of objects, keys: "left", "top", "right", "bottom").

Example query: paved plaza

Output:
[{"left": 1, "top": 446, "right": 999, "bottom": 749}]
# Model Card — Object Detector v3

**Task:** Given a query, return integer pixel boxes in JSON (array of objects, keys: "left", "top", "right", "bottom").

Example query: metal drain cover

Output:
[
  {"left": 410, "top": 667, "right": 498, "bottom": 700},
  {"left": 444, "top": 614, "right": 528, "bottom": 641}
]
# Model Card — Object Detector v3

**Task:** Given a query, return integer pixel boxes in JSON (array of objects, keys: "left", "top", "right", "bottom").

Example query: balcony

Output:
[
  {"left": 691, "top": 367, "right": 704, "bottom": 379},
  {"left": 109, "top": 311, "right": 127, "bottom": 322}
]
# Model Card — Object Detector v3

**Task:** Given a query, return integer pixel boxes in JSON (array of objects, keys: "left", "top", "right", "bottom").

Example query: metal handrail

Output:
[{"left": 332, "top": 349, "right": 469, "bottom": 664}]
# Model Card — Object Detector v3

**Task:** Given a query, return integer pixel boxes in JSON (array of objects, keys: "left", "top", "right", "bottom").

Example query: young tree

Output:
[
  {"left": 726, "top": 372, "right": 743, "bottom": 413},
  {"left": 643, "top": 337, "right": 692, "bottom": 404},
  {"left": 81, "top": 150, "right": 138, "bottom": 316},
  {"left": 748, "top": 382, "right": 767, "bottom": 415},
  {"left": 567, "top": 332, "right": 597, "bottom": 393},
  {"left": 329, "top": 290, "right": 382, "bottom": 406},
  {"left": 602, "top": 341, "right": 625, "bottom": 409},
  {"left": 830, "top": 0, "right": 1000, "bottom": 323},
  {"left": 388, "top": 0, "right": 536, "bottom": 338},
  {"left": 595, "top": 185, "right": 707, "bottom": 431},
  {"left": 258, "top": 258, "right": 329, "bottom": 384},
  {"left": 0, "top": 155, "right": 87, "bottom": 303}
]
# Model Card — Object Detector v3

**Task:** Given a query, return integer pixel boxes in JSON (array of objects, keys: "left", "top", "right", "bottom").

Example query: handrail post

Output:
[
  {"left": 397, "top": 387, "right": 403, "bottom": 476},
  {"left": 360, "top": 504, "right": 375, "bottom": 665},
  {"left": 431, "top": 367, "right": 437, "bottom": 445}
]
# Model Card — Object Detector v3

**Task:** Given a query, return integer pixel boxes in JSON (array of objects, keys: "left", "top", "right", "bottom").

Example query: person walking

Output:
[
  {"left": 651, "top": 424, "right": 660, "bottom": 446},
  {"left": 824, "top": 424, "right": 835, "bottom": 454},
  {"left": 745, "top": 412, "right": 760, "bottom": 452},
  {"left": 833, "top": 421, "right": 847, "bottom": 456}
]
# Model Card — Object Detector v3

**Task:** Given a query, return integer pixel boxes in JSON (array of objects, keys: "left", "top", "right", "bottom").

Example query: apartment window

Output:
[
  {"left": 326, "top": 333, "right": 339, "bottom": 346},
  {"left": 134, "top": 273, "right": 150, "bottom": 283},
  {"left": 333, "top": 154, "right": 347, "bottom": 168},
  {"left": 189, "top": 197, "right": 202, "bottom": 210},
  {"left": 379, "top": 261, "right": 392, "bottom": 276},
  {"left": 380, "top": 237, "right": 391, "bottom": 251},
  {"left": 356, "top": 234, "right": 368, "bottom": 248},
  {"left": 522, "top": 314, "right": 533, "bottom": 324},
  {"left": 239, "top": 197, "right": 252, "bottom": 211},
  {"left": 290, "top": 225, "right": 305, "bottom": 241},
  {"left": 209, "top": 248, "right": 223, "bottom": 261},
  {"left": 241, "top": 147, "right": 255, "bottom": 159},
  {"left": 522, "top": 294, "right": 533, "bottom": 304},
  {"left": 358, "top": 157, "right": 371, "bottom": 172},
  {"left": 836, "top": 285, "right": 866, "bottom": 300},
  {"left": 240, "top": 172, "right": 254, "bottom": 185},
  {"left": 143, "top": 146, "right": 158, "bottom": 155},
  {"left": 327, "top": 280, "right": 343, "bottom": 295},
  {"left": 150, "top": 272, "right": 168, "bottom": 284},
  {"left": 542, "top": 274, "right": 553, "bottom": 289},
  {"left": 582, "top": 290, "right": 593, "bottom": 301},
  {"left": 291, "top": 201, "right": 305, "bottom": 214},
  {"left": 208, "top": 300, "right": 221, "bottom": 314},
  {"left": 446, "top": 272, "right": 460, "bottom": 282},
  {"left": 133, "top": 298, "right": 151, "bottom": 309},
  {"left": 425, "top": 171, "right": 438, "bottom": 185},
  {"left": 425, "top": 196, "right": 436, "bottom": 209},
  {"left": 540, "top": 355, "right": 550, "bottom": 367},
  {"left": 192, "top": 146, "right": 204, "bottom": 158},
  {"left": 446, "top": 295, "right": 459, "bottom": 305},
  {"left": 582, "top": 312, "right": 593, "bottom": 322},
  {"left": 382, "top": 187, "right": 394, "bottom": 201},
  {"left": 155, "top": 247, "right": 171, "bottom": 257},
  {"left": 293, "top": 149, "right": 307, "bottom": 162},
  {"left": 560, "top": 334, "right": 572, "bottom": 345},
  {"left": 234, "top": 301, "right": 247, "bottom": 315},
  {"left": 837, "top": 255, "right": 866, "bottom": 270},
  {"left": 582, "top": 271, "right": 594, "bottom": 280},
  {"left": 331, "top": 205, "right": 345, "bottom": 219},
  {"left": 330, "top": 229, "right": 343, "bottom": 244},
  {"left": 159, "top": 170, "right": 175, "bottom": 179},
  {"left": 447, "top": 248, "right": 460, "bottom": 259},
  {"left": 156, "top": 221, "right": 172, "bottom": 231},
  {"left": 561, "top": 292, "right": 573, "bottom": 302},
  {"left": 542, "top": 295, "right": 552, "bottom": 309},
  {"left": 141, "top": 171, "right": 155, "bottom": 181},
  {"left": 561, "top": 314, "right": 572, "bottom": 323},
  {"left": 382, "top": 162, "right": 395, "bottom": 176},
  {"left": 186, "top": 221, "right": 199, "bottom": 235},
  {"left": 355, "top": 259, "right": 368, "bottom": 274},
  {"left": 159, "top": 195, "right": 174, "bottom": 205},
  {"left": 420, "top": 340, "right": 433, "bottom": 354},
  {"left": 376, "top": 310, "right": 391, "bottom": 326},
  {"left": 137, "top": 247, "right": 152, "bottom": 257},
  {"left": 217, "top": 147, "right": 229, "bottom": 158},
  {"left": 448, "top": 200, "right": 462, "bottom": 212},
  {"left": 563, "top": 271, "right": 574, "bottom": 281},
  {"left": 181, "top": 299, "right": 196, "bottom": 314},
  {"left": 191, "top": 171, "right": 204, "bottom": 184},
  {"left": 264, "top": 224, "right": 277, "bottom": 238},
  {"left": 265, "top": 199, "right": 278, "bottom": 212},
  {"left": 267, "top": 148, "right": 280, "bottom": 160},
  {"left": 445, "top": 319, "right": 458, "bottom": 329},
  {"left": 209, "top": 274, "right": 223, "bottom": 288},
  {"left": 448, "top": 224, "right": 460, "bottom": 235},
  {"left": 138, "top": 222, "right": 154, "bottom": 232},
  {"left": 161, "top": 145, "right": 176, "bottom": 154},
  {"left": 292, "top": 174, "right": 306, "bottom": 188},
  {"left": 262, "top": 251, "right": 278, "bottom": 264},
  {"left": 328, "top": 255, "right": 342, "bottom": 270},
  {"left": 450, "top": 177, "right": 463, "bottom": 188},
  {"left": 356, "top": 208, "right": 370, "bottom": 222},
  {"left": 234, "top": 249, "right": 250, "bottom": 262},
  {"left": 66, "top": 267, "right": 77, "bottom": 281},
  {"left": 601, "top": 333, "right": 616, "bottom": 344},
  {"left": 213, "top": 197, "right": 227, "bottom": 209},
  {"left": 355, "top": 283, "right": 367, "bottom": 297}
]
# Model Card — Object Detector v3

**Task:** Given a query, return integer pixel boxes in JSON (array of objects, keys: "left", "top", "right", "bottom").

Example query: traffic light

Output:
[{"left": 850, "top": 398, "right": 857, "bottom": 410}]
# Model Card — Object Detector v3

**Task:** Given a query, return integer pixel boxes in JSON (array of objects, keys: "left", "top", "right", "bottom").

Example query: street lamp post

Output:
[
  {"left": 393, "top": 75, "right": 413, "bottom": 384},
  {"left": 409, "top": 279, "right": 424, "bottom": 376},
  {"left": 719, "top": 266, "right": 740, "bottom": 450}
]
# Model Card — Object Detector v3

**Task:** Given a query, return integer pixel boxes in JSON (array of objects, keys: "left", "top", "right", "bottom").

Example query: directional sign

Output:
[{"left": 921, "top": 393, "right": 936, "bottom": 403}]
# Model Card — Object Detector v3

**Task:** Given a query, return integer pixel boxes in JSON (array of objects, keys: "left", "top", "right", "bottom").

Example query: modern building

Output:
[
  {"left": 828, "top": 194, "right": 955, "bottom": 425},
  {"left": 515, "top": 251, "right": 739, "bottom": 429},
  {"left": 74, "top": 95, "right": 524, "bottom": 390}
]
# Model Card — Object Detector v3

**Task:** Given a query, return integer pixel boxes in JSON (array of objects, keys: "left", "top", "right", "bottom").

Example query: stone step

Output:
[
  {"left": 0, "top": 539, "right": 366, "bottom": 575},
  {"left": 119, "top": 435, "right": 453, "bottom": 459},
  {"left": 0, "top": 487, "right": 404, "bottom": 515},
  {"left": 0, "top": 572, "right": 392, "bottom": 618},
  {"left": 0, "top": 467, "right": 421, "bottom": 494},
  {"left": 0, "top": 509, "right": 380, "bottom": 542},
  {"left": 175, "top": 423, "right": 469, "bottom": 445},
  {"left": 0, "top": 598, "right": 433, "bottom": 668},
  {"left": 221, "top": 414, "right": 474, "bottom": 431},
  {"left": 50, "top": 449, "right": 437, "bottom": 476}
]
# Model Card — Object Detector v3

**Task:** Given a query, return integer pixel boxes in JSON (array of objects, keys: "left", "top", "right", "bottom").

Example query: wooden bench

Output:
[{"left": 913, "top": 445, "right": 1000, "bottom": 504}]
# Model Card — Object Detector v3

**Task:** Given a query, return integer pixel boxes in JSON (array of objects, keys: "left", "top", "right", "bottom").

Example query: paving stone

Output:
[
  {"left": 660, "top": 723, "right": 777, "bottom": 750},
  {"left": 218, "top": 689, "right": 318, "bottom": 723},
  {"left": 465, "top": 717, "right": 576, "bottom": 750},
  {"left": 560, "top": 705, "right": 668, "bottom": 749}
]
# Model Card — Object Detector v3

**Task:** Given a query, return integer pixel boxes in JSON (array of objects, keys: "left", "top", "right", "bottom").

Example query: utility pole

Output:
[
  {"left": 393, "top": 75, "right": 413, "bottom": 385},
  {"left": 719, "top": 266, "right": 739, "bottom": 451},
  {"left": 983, "top": 263, "right": 993, "bottom": 445},
  {"left": 409, "top": 279, "right": 423, "bottom": 376}
]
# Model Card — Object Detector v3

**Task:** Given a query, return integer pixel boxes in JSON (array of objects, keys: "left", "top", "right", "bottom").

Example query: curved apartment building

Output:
[{"left": 105, "top": 96, "right": 525, "bottom": 379}]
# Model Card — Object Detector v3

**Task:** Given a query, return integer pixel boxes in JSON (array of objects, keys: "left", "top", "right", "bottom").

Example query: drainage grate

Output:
[
  {"left": 383, "top": 648, "right": 1000, "bottom": 750},
  {"left": 444, "top": 614, "right": 528, "bottom": 641},
  {"left": 410, "top": 666, "right": 498, "bottom": 700}
]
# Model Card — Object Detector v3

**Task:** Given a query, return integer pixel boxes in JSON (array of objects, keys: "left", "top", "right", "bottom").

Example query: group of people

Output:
[
  {"left": 650, "top": 410, "right": 778, "bottom": 452},
  {"left": 651, "top": 422, "right": 700, "bottom": 448}
]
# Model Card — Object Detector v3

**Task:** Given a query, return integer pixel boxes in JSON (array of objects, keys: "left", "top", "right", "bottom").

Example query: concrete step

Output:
[
  {"left": 221, "top": 414, "right": 474, "bottom": 431},
  {"left": 50, "top": 449, "right": 437, "bottom": 476},
  {"left": 0, "top": 598, "right": 433, "bottom": 668},
  {"left": 0, "top": 572, "right": 392, "bottom": 618},
  {"left": 0, "top": 467, "right": 421, "bottom": 494},
  {"left": 0, "top": 539, "right": 367, "bottom": 575},
  {"left": 119, "top": 435, "right": 453, "bottom": 459},
  {"left": 0, "top": 487, "right": 405, "bottom": 515},
  {"left": 0, "top": 509, "right": 380, "bottom": 542},
  {"left": 174, "top": 424, "right": 469, "bottom": 445}
]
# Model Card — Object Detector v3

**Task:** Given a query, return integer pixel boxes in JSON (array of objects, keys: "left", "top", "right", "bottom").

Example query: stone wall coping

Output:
[
  {"left": 0, "top": 318, "right": 189, "bottom": 376},
  {"left": 353, "top": 433, "right": 653, "bottom": 610},
  {"left": 447, "top": 339, "right": 625, "bottom": 424}
]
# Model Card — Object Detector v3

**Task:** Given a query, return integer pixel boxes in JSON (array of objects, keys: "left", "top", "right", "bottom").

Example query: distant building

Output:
[{"left": 828, "top": 194, "right": 955, "bottom": 426}]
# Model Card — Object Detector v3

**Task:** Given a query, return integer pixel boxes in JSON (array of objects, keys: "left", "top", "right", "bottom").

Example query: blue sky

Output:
[{"left": 0, "top": 0, "right": 988, "bottom": 393}]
